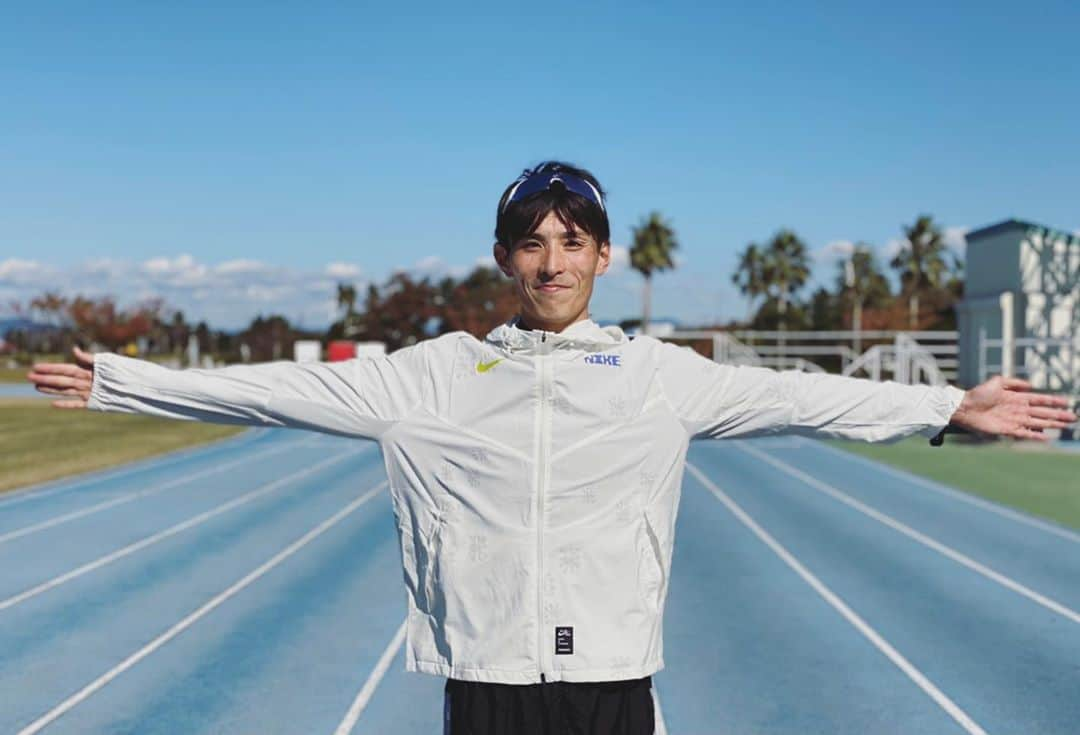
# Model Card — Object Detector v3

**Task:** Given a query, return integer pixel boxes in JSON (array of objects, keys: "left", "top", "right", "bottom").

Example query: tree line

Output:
[
  {"left": 624, "top": 211, "right": 963, "bottom": 333},
  {"left": 2, "top": 292, "right": 309, "bottom": 364},
  {"left": 328, "top": 266, "right": 518, "bottom": 351},
  {"left": 3, "top": 212, "right": 964, "bottom": 363},
  {"left": 2, "top": 265, "right": 519, "bottom": 363},
  {"left": 727, "top": 214, "right": 963, "bottom": 332}
]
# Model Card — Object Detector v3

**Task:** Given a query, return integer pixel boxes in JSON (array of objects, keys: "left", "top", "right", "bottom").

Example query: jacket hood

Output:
[{"left": 485, "top": 317, "right": 627, "bottom": 354}]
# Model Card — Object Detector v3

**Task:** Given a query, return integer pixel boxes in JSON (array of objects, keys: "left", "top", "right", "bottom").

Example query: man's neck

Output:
[{"left": 515, "top": 314, "right": 590, "bottom": 334}]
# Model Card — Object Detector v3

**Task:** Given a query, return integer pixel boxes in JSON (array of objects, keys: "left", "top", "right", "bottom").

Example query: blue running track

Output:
[{"left": 1, "top": 430, "right": 1077, "bottom": 734}]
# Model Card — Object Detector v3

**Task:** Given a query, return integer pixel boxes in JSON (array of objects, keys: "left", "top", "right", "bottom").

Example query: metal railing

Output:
[
  {"left": 663, "top": 329, "right": 956, "bottom": 386},
  {"left": 978, "top": 329, "right": 1077, "bottom": 395}
]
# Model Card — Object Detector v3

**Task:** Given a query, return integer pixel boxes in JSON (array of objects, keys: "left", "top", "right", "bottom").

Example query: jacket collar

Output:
[{"left": 485, "top": 317, "right": 626, "bottom": 355}]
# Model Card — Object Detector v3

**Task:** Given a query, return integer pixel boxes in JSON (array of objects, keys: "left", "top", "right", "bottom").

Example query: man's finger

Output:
[
  {"left": 1023, "top": 417, "right": 1070, "bottom": 430},
  {"left": 73, "top": 345, "right": 96, "bottom": 368},
  {"left": 29, "top": 363, "right": 92, "bottom": 379},
  {"left": 36, "top": 386, "right": 85, "bottom": 397},
  {"left": 1027, "top": 393, "right": 1073, "bottom": 409},
  {"left": 30, "top": 374, "right": 91, "bottom": 391},
  {"left": 1029, "top": 406, "right": 1078, "bottom": 423},
  {"left": 1002, "top": 377, "right": 1032, "bottom": 391},
  {"left": 52, "top": 399, "right": 88, "bottom": 409}
]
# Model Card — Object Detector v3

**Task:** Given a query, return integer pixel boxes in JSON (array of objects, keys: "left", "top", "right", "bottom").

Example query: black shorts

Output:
[{"left": 443, "top": 676, "right": 655, "bottom": 735}]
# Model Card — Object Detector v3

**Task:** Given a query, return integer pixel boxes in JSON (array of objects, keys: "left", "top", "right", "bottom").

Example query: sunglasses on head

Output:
[{"left": 501, "top": 171, "right": 605, "bottom": 214}]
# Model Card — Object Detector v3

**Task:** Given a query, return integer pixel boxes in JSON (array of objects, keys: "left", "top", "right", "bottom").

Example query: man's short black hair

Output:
[{"left": 495, "top": 161, "right": 610, "bottom": 249}]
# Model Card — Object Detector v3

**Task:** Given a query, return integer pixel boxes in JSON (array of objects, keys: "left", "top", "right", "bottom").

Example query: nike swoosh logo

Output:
[{"left": 476, "top": 359, "right": 503, "bottom": 374}]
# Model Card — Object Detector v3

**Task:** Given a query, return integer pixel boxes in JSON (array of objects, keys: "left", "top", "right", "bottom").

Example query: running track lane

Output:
[
  {"left": 2, "top": 433, "right": 1076, "bottom": 732},
  {"left": 659, "top": 439, "right": 1079, "bottom": 734}
]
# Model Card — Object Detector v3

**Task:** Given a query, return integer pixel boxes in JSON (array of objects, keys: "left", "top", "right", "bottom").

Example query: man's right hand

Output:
[{"left": 27, "top": 346, "right": 97, "bottom": 409}]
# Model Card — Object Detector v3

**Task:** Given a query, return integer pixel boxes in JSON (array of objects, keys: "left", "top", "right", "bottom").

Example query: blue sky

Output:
[{"left": 2, "top": 1, "right": 1079, "bottom": 329}]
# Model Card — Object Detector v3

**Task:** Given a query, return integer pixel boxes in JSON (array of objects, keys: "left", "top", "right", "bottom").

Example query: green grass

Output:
[
  {"left": 0, "top": 367, "right": 30, "bottom": 383},
  {"left": 0, "top": 398, "right": 245, "bottom": 493},
  {"left": 828, "top": 436, "right": 1080, "bottom": 530}
]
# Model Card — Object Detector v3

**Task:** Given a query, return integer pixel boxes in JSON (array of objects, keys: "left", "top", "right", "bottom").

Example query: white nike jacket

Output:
[{"left": 87, "top": 319, "right": 966, "bottom": 684}]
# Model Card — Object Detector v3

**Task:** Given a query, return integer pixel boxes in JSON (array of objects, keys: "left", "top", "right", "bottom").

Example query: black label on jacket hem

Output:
[{"left": 555, "top": 626, "right": 573, "bottom": 655}]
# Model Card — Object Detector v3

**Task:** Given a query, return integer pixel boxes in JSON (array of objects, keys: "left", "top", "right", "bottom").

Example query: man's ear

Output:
[
  {"left": 595, "top": 241, "right": 612, "bottom": 276},
  {"left": 493, "top": 242, "right": 514, "bottom": 278}
]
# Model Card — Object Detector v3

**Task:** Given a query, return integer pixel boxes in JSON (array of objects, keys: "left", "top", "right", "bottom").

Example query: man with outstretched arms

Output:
[{"left": 29, "top": 161, "right": 1077, "bottom": 735}]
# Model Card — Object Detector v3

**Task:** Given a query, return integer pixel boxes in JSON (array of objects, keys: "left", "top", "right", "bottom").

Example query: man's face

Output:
[{"left": 494, "top": 211, "right": 611, "bottom": 332}]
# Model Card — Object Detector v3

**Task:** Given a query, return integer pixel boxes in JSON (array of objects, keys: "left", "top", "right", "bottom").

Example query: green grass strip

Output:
[
  {"left": 827, "top": 437, "right": 1080, "bottom": 530},
  {"left": 0, "top": 398, "right": 245, "bottom": 493},
  {"left": 0, "top": 367, "right": 30, "bottom": 384}
]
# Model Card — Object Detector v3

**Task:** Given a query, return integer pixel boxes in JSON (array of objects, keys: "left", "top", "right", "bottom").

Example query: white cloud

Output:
[
  {"left": 216, "top": 259, "right": 269, "bottom": 275},
  {"left": 414, "top": 255, "right": 444, "bottom": 272},
  {"left": 816, "top": 240, "right": 855, "bottom": 261},
  {"left": 883, "top": 237, "right": 906, "bottom": 259},
  {"left": 392, "top": 254, "right": 495, "bottom": 281},
  {"left": 142, "top": 254, "right": 196, "bottom": 275},
  {"left": 243, "top": 284, "right": 295, "bottom": 301},
  {"left": 884, "top": 225, "right": 967, "bottom": 261},
  {"left": 608, "top": 245, "right": 629, "bottom": 269},
  {"left": 943, "top": 226, "right": 969, "bottom": 254},
  {"left": 0, "top": 253, "right": 368, "bottom": 330},
  {"left": 0, "top": 259, "right": 50, "bottom": 284},
  {"left": 325, "top": 262, "right": 363, "bottom": 279},
  {"left": 80, "top": 258, "right": 131, "bottom": 277},
  {"left": 140, "top": 254, "right": 212, "bottom": 288}
]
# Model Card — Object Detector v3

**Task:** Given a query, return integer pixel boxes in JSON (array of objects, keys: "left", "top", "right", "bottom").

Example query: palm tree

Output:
[
  {"left": 759, "top": 229, "right": 809, "bottom": 368},
  {"left": 836, "top": 243, "right": 890, "bottom": 354},
  {"left": 890, "top": 215, "right": 948, "bottom": 328},
  {"left": 336, "top": 282, "right": 357, "bottom": 317},
  {"left": 336, "top": 282, "right": 359, "bottom": 337},
  {"left": 629, "top": 212, "right": 678, "bottom": 334},
  {"left": 731, "top": 243, "right": 768, "bottom": 321},
  {"left": 762, "top": 229, "right": 810, "bottom": 320}
]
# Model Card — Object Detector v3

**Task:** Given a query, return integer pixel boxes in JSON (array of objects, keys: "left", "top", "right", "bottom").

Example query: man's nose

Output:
[{"left": 540, "top": 245, "right": 567, "bottom": 277}]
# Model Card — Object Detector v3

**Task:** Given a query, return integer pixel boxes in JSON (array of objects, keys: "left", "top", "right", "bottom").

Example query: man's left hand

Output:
[{"left": 951, "top": 376, "right": 1077, "bottom": 441}]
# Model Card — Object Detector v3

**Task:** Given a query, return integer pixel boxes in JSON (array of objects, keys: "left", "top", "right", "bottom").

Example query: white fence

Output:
[
  {"left": 662, "top": 329, "right": 958, "bottom": 387},
  {"left": 978, "top": 329, "right": 1077, "bottom": 393}
]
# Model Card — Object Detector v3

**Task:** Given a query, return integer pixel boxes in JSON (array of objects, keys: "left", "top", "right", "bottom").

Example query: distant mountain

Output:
[{"left": 0, "top": 318, "right": 52, "bottom": 337}]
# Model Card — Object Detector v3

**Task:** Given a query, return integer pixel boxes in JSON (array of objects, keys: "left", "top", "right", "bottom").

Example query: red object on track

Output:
[{"left": 327, "top": 341, "right": 356, "bottom": 362}]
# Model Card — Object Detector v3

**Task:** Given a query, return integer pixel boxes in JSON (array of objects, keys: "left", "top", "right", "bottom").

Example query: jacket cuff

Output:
[
  {"left": 86, "top": 352, "right": 121, "bottom": 412},
  {"left": 924, "top": 384, "right": 967, "bottom": 445}
]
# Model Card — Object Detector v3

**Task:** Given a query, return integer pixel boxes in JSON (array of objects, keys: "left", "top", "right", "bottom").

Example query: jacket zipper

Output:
[{"left": 536, "top": 332, "right": 552, "bottom": 681}]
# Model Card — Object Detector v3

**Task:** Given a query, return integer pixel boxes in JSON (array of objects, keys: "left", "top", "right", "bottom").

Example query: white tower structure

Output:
[{"left": 956, "top": 219, "right": 1078, "bottom": 393}]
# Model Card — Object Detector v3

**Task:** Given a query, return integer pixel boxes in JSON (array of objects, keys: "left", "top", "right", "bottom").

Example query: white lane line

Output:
[
  {"left": 333, "top": 618, "right": 408, "bottom": 735},
  {"left": 0, "top": 449, "right": 363, "bottom": 612},
  {"left": 18, "top": 481, "right": 387, "bottom": 735},
  {"left": 651, "top": 681, "right": 669, "bottom": 735},
  {"left": 737, "top": 441, "right": 1080, "bottom": 626},
  {"left": 759, "top": 438, "right": 806, "bottom": 449},
  {"left": 806, "top": 439, "right": 1080, "bottom": 544},
  {"left": 0, "top": 439, "right": 316, "bottom": 546},
  {"left": 0, "top": 428, "right": 266, "bottom": 509},
  {"left": 686, "top": 463, "right": 989, "bottom": 735}
]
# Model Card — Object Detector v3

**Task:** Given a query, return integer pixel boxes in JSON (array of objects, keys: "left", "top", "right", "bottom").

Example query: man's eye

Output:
[{"left": 566, "top": 240, "right": 584, "bottom": 248}]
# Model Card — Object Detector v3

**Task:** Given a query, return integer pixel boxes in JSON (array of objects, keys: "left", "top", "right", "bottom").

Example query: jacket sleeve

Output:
[
  {"left": 655, "top": 341, "right": 966, "bottom": 443},
  {"left": 86, "top": 342, "right": 431, "bottom": 440}
]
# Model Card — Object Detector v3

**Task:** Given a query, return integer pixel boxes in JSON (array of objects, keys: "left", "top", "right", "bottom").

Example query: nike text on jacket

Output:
[{"left": 88, "top": 319, "right": 965, "bottom": 684}]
